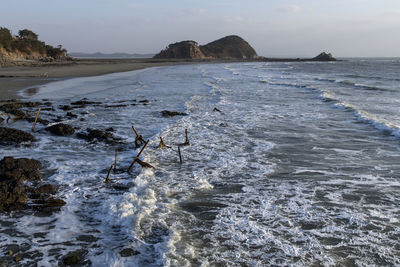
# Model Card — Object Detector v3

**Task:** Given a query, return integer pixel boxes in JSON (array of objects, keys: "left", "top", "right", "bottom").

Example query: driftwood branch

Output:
[
  {"left": 179, "top": 129, "right": 190, "bottom": 146},
  {"left": 178, "top": 146, "right": 183, "bottom": 164},
  {"left": 132, "top": 124, "right": 145, "bottom": 148},
  {"left": 158, "top": 136, "right": 171, "bottom": 149},
  {"left": 136, "top": 158, "right": 154, "bottom": 169},
  {"left": 114, "top": 148, "right": 118, "bottom": 173},
  {"left": 105, "top": 164, "right": 113, "bottom": 183},
  {"left": 127, "top": 140, "right": 154, "bottom": 172},
  {"left": 32, "top": 107, "right": 41, "bottom": 132}
]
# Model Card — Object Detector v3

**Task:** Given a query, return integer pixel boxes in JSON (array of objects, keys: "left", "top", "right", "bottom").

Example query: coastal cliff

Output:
[{"left": 0, "top": 27, "right": 70, "bottom": 66}]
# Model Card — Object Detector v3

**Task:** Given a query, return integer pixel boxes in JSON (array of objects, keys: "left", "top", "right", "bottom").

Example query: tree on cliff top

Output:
[
  {"left": 0, "top": 27, "right": 13, "bottom": 50},
  {"left": 18, "top": 29, "right": 38, "bottom": 40}
]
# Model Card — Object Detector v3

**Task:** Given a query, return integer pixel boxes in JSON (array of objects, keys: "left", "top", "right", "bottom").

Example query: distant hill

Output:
[
  {"left": 70, "top": 52, "right": 154, "bottom": 59},
  {"left": 154, "top": 35, "right": 258, "bottom": 59}
]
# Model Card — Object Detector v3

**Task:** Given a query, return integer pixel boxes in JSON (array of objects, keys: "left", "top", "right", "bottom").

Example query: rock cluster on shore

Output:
[{"left": 0, "top": 156, "right": 65, "bottom": 212}]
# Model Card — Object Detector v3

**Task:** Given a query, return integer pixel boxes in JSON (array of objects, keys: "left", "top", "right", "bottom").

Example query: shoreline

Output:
[
  {"left": 0, "top": 58, "right": 201, "bottom": 100},
  {"left": 0, "top": 56, "right": 336, "bottom": 100}
]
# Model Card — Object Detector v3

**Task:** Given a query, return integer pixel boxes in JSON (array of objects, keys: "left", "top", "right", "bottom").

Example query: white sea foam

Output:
[{"left": 2, "top": 61, "right": 400, "bottom": 266}]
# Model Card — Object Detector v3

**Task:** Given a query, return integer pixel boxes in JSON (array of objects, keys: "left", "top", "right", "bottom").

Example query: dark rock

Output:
[
  {"left": 59, "top": 105, "right": 73, "bottom": 111},
  {"left": 0, "top": 127, "right": 34, "bottom": 144},
  {"left": 42, "top": 101, "right": 52, "bottom": 106},
  {"left": 0, "top": 100, "right": 41, "bottom": 119},
  {"left": 25, "top": 116, "right": 50, "bottom": 125},
  {"left": 312, "top": 52, "right": 337, "bottom": 61},
  {"left": 213, "top": 107, "right": 221, "bottom": 112},
  {"left": 0, "top": 117, "right": 4, "bottom": 124},
  {"left": 77, "top": 128, "right": 123, "bottom": 144},
  {"left": 103, "top": 104, "right": 128, "bottom": 108},
  {"left": 0, "top": 157, "right": 67, "bottom": 213},
  {"left": 112, "top": 184, "right": 130, "bottom": 191},
  {"left": 76, "top": 235, "right": 98, "bottom": 242},
  {"left": 33, "top": 197, "right": 66, "bottom": 207},
  {"left": 0, "top": 104, "right": 28, "bottom": 118},
  {"left": 66, "top": 112, "right": 77, "bottom": 118},
  {"left": 40, "top": 107, "right": 54, "bottom": 111},
  {"left": 61, "top": 250, "right": 88, "bottom": 266},
  {"left": 34, "top": 184, "right": 57, "bottom": 195},
  {"left": 71, "top": 99, "right": 101, "bottom": 106},
  {"left": 105, "top": 127, "right": 114, "bottom": 132},
  {"left": 0, "top": 179, "right": 27, "bottom": 211},
  {"left": 0, "top": 157, "right": 42, "bottom": 182},
  {"left": 139, "top": 100, "right": 149, "bottom": 103},
  {"left": 119, "top": 248, "right": 140, "bottom": 257},
  {"left": 45, "top": 123, "right": 75, "bottom": 136},
  {"left": 161, "top": 110, "right": 188, "bottom": 117}
]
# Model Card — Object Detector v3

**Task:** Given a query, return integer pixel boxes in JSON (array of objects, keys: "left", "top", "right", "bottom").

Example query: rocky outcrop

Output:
[
  {"left": 153, "top": 41, "right": 207, "bottom": 59},
  {"left": 45, "top": 123, "right": 75, "bottom": 136},
  {"left": 0, "top": 157, "right": 41, "bottom": 211},
  {"left": 154, "top": 35, "right": 258, "bottom": 59},
  {"left": 77, "top": 128, "right": 123, "bottom": 144},
  {"left": 0, "top": 127, "right": 34, "bottom": 145},
  {"left": 312, "top": 52, "right": 336, "bottom": 61},
  {"left": 0, "top": 157, "right": 66, "bottom": 212},
  {"left": 161, "top": 110, "right": 188, "bottom": 117}
]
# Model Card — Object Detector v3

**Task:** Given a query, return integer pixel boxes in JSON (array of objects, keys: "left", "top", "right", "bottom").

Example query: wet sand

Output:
[{"left": 0, "top": 58, "right": 198, "bottom": 100}]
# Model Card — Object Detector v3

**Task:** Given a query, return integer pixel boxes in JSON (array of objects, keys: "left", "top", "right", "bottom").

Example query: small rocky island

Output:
[
  {"left": 154, "top": 35, "right": 258, "bottom": 59},
  {"left": 154, "top": 35, "right": 336, "bottom": 61}
]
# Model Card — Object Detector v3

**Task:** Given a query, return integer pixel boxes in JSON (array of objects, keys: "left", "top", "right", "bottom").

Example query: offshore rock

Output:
[
  {"left": 60, "top": 250, "right": 89, "bottom": 266},
  {"left": 312, "top": 52, "right": 337, "bottom": 61},
  {"left": 77, "top": 128, "right": 123, "bottom": 144},
  {"left": 161, "top": 110, "right": 188, "bottom": 117},
  {"left": 45, "top": 123, "right": 75, "bottom": 136}
]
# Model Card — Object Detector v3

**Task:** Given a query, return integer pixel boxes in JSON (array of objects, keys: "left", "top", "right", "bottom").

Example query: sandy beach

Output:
[{"left": 0, "top": 58, "right": 197, "bottom": 100}]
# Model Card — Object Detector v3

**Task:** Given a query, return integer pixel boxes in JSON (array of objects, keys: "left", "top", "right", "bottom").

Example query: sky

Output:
[{"left": 0, "top": 0, "right": 399, "bottom": 57}]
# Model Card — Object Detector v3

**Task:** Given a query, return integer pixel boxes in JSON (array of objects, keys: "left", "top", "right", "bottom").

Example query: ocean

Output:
[{"left": 1, "top": 58, "right": 400, "bottom": 266}]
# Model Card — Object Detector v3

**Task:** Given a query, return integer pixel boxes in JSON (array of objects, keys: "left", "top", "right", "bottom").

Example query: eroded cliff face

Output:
[
  {"left": 153, "top": 35, "right": 258, "bottom": 59},
  {"left": 0, "top": 46, "right": 70, "bottom": 67},
  {"left": 153, "top": 41, "right": 208, "bottom": 59}
]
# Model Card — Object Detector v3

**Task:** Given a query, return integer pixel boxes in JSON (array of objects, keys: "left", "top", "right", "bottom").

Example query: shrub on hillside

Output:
[
  {"left": 0, "top": 27, "right": 13, "bottom": 51},
  {"left": 0, "top": 26, "right": 69, "bottom": 60}
]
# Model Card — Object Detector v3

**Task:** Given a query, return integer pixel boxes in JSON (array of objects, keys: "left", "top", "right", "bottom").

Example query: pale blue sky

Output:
[{"left": 1, "top": 0, "right": 399, "bottom": 57}]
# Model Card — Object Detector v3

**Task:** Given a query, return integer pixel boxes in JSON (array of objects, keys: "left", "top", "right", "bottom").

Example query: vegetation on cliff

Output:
[
  {"left": 200, "top": 35, "right": 258, "bottom": 59},
  {"left": 0, "top": 27, "right": 70, "bottom": 65}
]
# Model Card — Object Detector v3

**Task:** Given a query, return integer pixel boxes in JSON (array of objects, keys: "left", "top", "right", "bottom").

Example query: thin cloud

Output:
[{"left": 278, "top": 5, "right": 301, "bottom": 13}]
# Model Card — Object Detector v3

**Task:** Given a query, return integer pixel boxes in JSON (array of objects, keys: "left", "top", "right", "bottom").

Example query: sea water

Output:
[{"left": 1, "top": 59, "right": 399, "bottom": 266}]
